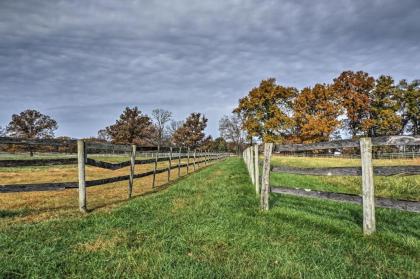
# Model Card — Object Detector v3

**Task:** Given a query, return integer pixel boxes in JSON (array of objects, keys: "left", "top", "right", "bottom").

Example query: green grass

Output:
[
  {"left": 270, "top": 156, "right": 420, "bottom": 201},
  {"left": 0, "top": 158, "right": 419, "bottom": 278}
]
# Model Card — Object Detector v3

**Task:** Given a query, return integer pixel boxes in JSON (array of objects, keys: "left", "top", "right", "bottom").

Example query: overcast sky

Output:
[{"left": 0, "top": 0, "right": 419, "bottom": 138}]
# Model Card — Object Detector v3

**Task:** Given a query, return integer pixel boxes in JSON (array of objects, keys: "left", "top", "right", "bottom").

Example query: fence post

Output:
[
  {"left": 152, "top": 147, "right": 159, "bottom": 189},
  {"left": 128, "top": 144, "right": 136, "bottom": 198},
  {"left": 168, "top": 147, "right": 172, "bottom": 182},
  {"left": 77, "top": 139, "right": 87, "bottom": 213},
  {"left": 261, "top": 143, "right": 273, "bottom": 211},
  {"left": 360, "top": 137, "right": 376, "bottom": 235},
  {"left": 250, "top": 147, "right": 255, "bottom": 185},
  {"left": 178, "top": 147, "right": 181, "bottom": 177},
  {"left": 187, "top": 147, "right": 190, "bottom": 174},
  {"left": 254, "top": 144, "right": 259, "bottom": 195},
  {"left": 193, "top": 149, "right": 196, "bottom": 171}
]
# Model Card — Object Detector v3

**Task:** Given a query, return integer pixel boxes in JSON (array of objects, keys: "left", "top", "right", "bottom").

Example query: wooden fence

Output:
[
  {"left": 243, "top": 135, "right": 420, "bottom": 235},
  {"left": 0, "top": 137, "right": 230, "bottom": 213}
]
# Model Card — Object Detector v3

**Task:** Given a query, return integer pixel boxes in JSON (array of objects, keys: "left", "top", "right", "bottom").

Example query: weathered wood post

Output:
[
  {"left": 254, "top": 144, "right": 259, "bottom": 195},
  {"left": 167, "top": 147, "right": 172, "bottom": 182},
  {"left": 77, "top": 139, "right": 87, "bottom": 213},
  {"left": 360, "top": 137, "right": 376, "bottom": 235},
  {"left": 177, "top": 147, "right": 181, "bottom": 177},
  {"left": 193, "top": 149, "right": 196, "bottom": 171},
  {"left": 128, "top": 144, "right": 136, "bottom": 198},
  {"left": 250, "top": 146, "right": 255, "bottom": 185},
  {"left": 152, "top": 147, "right": 159, "bottom": 189},
  {"left": 187, "top": 147, "right": 190, "bottom": 174},
  {"left": 261, "top": 143, "right": 273, "bottom": 211}
]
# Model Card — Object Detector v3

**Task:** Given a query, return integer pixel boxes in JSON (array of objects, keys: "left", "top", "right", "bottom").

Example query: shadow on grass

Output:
[
  {"left": 0, "top": 208, "right": 32, "bottom": 218},
  {"left": 269, "top": 193, "right": 420, "bottom": 244}
]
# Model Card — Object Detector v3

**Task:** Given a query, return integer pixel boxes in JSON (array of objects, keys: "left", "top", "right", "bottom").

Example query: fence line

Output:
[
  {"left": 0, "top": 137, "right": 230, "bottom": 213},
  {"left": 242, "top": 135, "right": 420, "bottom": 235}
]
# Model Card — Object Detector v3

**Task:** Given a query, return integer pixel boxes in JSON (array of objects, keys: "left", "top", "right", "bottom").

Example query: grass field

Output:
[
  {"left": 0, "top": 158, "right": 419, "bottom": 278},
  {"left": 270, "top": 156, "right": 420, "bottom": 201},
  {"left": 0, "top": 156, "right": 209, "bottom": 227}
]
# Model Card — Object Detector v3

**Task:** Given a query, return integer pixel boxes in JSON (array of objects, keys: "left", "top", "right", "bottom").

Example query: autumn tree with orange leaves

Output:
[
  {"left": 332, "top": 71, "right": 375, "bottom": 137},
  {"left": 293, "top": 84, "right": 342, "bottom": 143},
  {"left": 233, "top": 78, "right": 297, "bottom": 143}
]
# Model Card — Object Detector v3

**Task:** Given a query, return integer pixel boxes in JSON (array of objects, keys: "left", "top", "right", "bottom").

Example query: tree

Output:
[
  {"left": 7, "top": 109, "right": 58, "bottom": 139},
  {"left": 219, "top": 114, "right": 245, "bottom": 154},
  {"left": 172, "top": 113, "right": 208, "bottom": 148},
  {"left": 97, "top": 129, "right": 110, "bottom": 141},
  {"left": 167, "top": 120, "right": 184, "bottom": 138},
  {"left": 104, "top": 107, "right": 154, "bottom": 145},
  {"left": 151, "top": 108, "right": 172, "bottom": 148},
  {"left": 293, "top": 84, "right": 342, "bottom": 143},
  {"left": 332, "top": 71, "right": 375, "bottom": 137},
  {"left": 6, "top": 109, "right": 58, "bottom": 156},
  {"left": 398, "top": 79, "right": 420, "bottom": 135},
  {"left": 0, "top": 126, "right": 5, "bottom": 137},
  {"left": 369, "top": 75, "right": 402, "bottom": 136},
  {"left": 233, "top": 78, "right": 297, "bottom": 143}
]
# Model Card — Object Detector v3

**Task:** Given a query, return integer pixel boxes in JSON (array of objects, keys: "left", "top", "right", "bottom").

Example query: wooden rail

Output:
[
  {"left": 274, "top": 135, "right": 420, "bottom": 152},
  {"left": 271, "top": 165, "right": 420, "bottom": 176}
]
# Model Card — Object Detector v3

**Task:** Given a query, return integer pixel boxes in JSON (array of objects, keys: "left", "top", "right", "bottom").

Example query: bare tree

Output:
[
  {"left": 0, "top": 126, "right": 5, "bottom": 137},
  {"left": 151, "top": 108, "right": 172, "bottom": 148},
  {"left": 219, "top": 114, "right": 245, "bottom": 154},
  {"left": 167, "top": 120, "right": 184, "bottom": 142}
]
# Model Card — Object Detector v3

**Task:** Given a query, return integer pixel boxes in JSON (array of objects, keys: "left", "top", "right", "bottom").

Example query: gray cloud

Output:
[{"left": 0, "top": 0, "right": 419, "bottom": 138}]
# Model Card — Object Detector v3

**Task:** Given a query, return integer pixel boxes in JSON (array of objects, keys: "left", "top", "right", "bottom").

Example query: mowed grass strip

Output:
[
  {"left": 270, "top": 156, "right": 420, "bottom": 201},
  {"left": 0, "top": 158, "right": 419, "bottom": 278}
]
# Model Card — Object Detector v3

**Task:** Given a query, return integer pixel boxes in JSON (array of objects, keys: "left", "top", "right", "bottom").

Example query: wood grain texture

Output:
[{"left": 271, "top": 186, "right": 420, "bottom": 213}]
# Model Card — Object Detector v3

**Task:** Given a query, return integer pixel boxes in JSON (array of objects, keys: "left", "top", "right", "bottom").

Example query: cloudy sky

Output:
[{"left": 0, "top": 0, "right": 419, "bottom": 138}]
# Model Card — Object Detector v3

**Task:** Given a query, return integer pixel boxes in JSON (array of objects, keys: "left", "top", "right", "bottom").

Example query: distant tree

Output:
[
  {"left": 97, "top": 129, "right": 110, "bottom": 141},
  {"left": 172, "top": 113, "right": 208, "bottom": 148},
  {"left": 151, "top": 108, "right": 172, "bottom": 148},
  {"left": 104, "top": 107, "right": 154, "bottom": 145},
  {"left": 7, "top": 109, "right": 58, "bottom": 139},
  {"left": 233, "top": 78, "right": 297, "bottom": 143},
  {"left": 167, "top": 120, "right": 184, "bottom": 138},
  {"left": 0, "top": 126, "right": 5, "bottom": 137},
  {"left": 219, "top": 114, "right": 245, "bottom": 154},
  {"left": 397, "top": 79, "right": 420, "bottom": 135},
  {"left": 293, "top": 84, "right": 342, "bottom": 143},
  {"left": 332, "top": 71, "right": 375, "bottom": 137},
  {"left": 369, "top": 76, "right": 402, "bottom": 136},
  {"left": 6, "top": 109, "right": 58, "bottom": 156}
]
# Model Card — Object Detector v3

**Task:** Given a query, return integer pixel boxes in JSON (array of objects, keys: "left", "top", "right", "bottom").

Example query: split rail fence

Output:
[
  {"left": 243, "top": 135, "right": 420, "bottom": 235},
  {"left": 0, "top": 137, "right": 229, "bottom": 213}
]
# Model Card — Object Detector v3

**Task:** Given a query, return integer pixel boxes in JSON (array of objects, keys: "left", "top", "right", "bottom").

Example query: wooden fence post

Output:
[
  {"left": 360, "top": 137, "right": 376, "bottom": 235},
  {"left": 261, "top": 143, "right": 273, "bottom": 211},
  {"left": 187, "top": 147, "right": 190, "bottom": 174},
  {"left": 193, "top": 149, "right": 196, "bottom": 171},
  {"left": 77, "top": 139, "right": 87, "bottom": 213},
  {"left": 178, "top": 147, "right": 181, "bottom": 177},
  {"left": 128, "top": 144, "right": 136, "bottom": 198},
  {"left": 152, "top": 147, "right": 159, "bottom": 189},
  {"left": 254, "top": 144, "right": 259, "bottom": 195},
  {"left": 250, "top": 147, "right": 255, "bottom": 185},
  {"left": 167, "top": 147, "right": 172, "bottom": 182}
]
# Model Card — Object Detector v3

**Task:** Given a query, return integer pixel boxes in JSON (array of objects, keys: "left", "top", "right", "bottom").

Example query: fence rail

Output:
[{"left": 243, "top": 135, "right": 420, "bottom": 235}]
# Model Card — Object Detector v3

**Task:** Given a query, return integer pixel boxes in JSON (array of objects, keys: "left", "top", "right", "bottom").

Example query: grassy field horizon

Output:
[{"left": 0, "top": 158, "right": 419, "bottom": 278}]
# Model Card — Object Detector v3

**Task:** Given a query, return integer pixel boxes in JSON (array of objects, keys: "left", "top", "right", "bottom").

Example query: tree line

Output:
[
  {"left": 0, "top": 107, "right": 239, "bottom": 154},
  {"left": 233, "top": 70, "right": 419, "bottom": 144}
]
